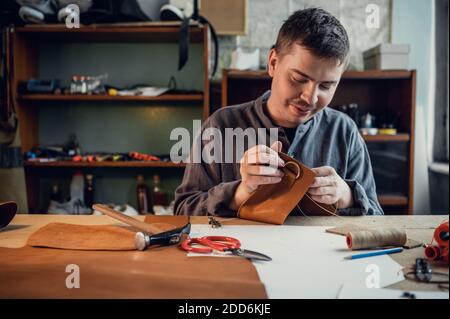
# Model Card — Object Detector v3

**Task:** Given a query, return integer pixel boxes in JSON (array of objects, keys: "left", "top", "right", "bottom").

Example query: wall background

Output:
[
  {"left": 214, "top": 0, "right": 391, "bottom": 79},
  {"left": 3, "top": 0, "right": 446, "bottom": 214}
]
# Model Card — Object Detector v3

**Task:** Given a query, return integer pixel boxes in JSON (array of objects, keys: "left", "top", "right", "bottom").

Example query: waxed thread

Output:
[{"left": 295, "top": 194, "right": 409, "bottom": 250}]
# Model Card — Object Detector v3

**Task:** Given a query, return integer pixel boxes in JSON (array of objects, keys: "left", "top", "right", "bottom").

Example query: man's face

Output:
[{"left": 267, "top": 44, "right": 345, "bottom": 127}]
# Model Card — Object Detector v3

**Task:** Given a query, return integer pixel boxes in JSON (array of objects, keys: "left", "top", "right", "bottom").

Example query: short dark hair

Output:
[{"left": 274, "top": 8, "right": 350, "bottom": 65}]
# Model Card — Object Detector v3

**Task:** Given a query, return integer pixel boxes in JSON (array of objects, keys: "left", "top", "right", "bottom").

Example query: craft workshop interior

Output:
[{"left": 0, "top": 0, "right": 449, "bottom": 302}]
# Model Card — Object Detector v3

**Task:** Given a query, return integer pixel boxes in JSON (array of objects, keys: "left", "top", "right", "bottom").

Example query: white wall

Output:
[{"left": 392, "top": 0, "right": 434, "bottom": 214}]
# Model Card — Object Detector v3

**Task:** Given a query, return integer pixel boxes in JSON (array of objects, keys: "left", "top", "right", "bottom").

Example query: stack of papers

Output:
[{"left": 188, "top": 225, "right": 406, "bottom": 299}]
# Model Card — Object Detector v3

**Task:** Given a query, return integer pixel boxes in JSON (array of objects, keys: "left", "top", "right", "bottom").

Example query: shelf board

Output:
[
  {"left": 342, "top": 70, "right": 412, "bottom": 80},
  {"left": 224, "top": 69, "right": 413, "bottom": 80},
  {"left": 362, "top": 134, "right": 410, "bottom": 143},
  {"left": 19, "top": 94, "right": 204, "bottom": 102},
  {"left": 15, "top": 23, "right": 205, "bottom": 43},
  {"left": 226, "top": 69, "right": 271, "bottom": 80},
  {"left": 24, "top": 161, "right": 186, "bottom": 168},
  {"left": 378, "top": 195, "right": 409, "bottom": 206}
]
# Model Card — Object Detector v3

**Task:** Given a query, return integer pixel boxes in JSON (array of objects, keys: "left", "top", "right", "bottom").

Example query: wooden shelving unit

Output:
[
  {"left": 8, "top": 23, "right": 209, "bottom": 213},
  {"left": 14, "top": 23, "right": 205, "bottom": 43},
  {"left": 362, "top": 134, "right": 410, "bottom": 143},
  {"left": 222, "top": 69, "right": 416, "bottom": 215},
  {"left": 24, "top": 161, "right": 186, "bottom": 168},
  {"left": 378, "top": 195, "right": 409, "bottom": 206},
  {"left": 19, "top": 94, "right": 204, "bottom": 102}
]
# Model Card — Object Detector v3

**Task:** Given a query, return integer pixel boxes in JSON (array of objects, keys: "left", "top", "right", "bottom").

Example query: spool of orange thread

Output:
[
  {"left": 425, "top": 220, "right": 449, "bottom": 263},
  {"left": 424, "top": 245, "right": 441, "bottom": 261},
  {"left": 434, "top": 221, "right": 449, "bottom": 247}
]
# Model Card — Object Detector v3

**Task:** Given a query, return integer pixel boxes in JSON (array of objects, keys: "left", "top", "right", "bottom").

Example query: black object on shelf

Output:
[
  {"left": 0, "top": 145, "right": 22, "bottom": 168},
  {"left": 26, "top": 79, "right": 60, "bottom": 94},
  {"left": 152, "top": 174, "right": 168, "bottom": 207},
  {"left": 84, "top": 174, "right": 94, "bottom": 209},
  {"left": 136, "top": 175, "right": 154, "bottom": 214},
  {"left": 335, "top": 103, "right": 361, "bottom": 127}
]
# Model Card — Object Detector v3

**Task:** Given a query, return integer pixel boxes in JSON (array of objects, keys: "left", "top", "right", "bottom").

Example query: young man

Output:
[{"left": 174, "top": 8, "right": 383, "bottom": 216}]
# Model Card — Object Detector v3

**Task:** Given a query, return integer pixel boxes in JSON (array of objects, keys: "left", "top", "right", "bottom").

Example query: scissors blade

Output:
[{"left": 232, "top": 249, "right": 272, "bottom": 261}]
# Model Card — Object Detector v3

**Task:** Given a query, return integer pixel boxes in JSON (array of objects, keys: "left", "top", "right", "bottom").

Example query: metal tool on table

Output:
[
  {"left": 405, "top": 258, "right": 449, "bottom": 284},
  {"left": 93, "top": 204, "right": 165, "bottom": 234},
  {"left": 181, "top": 236, "right": 272, "bottom": 262},
  {"left": 208, "top": 214, "right": 222, "bottom": 228},
  {"left": 93, "top": 203, "right": 191, "bottom": 251},
  {"left": 135, "top": 222, "right": 191, "bottom": 251}
]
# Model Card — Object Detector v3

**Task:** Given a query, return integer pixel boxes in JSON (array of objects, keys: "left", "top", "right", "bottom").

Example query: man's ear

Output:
[{"left": 267, "top": 48, "right": 278, "bottom": 78}]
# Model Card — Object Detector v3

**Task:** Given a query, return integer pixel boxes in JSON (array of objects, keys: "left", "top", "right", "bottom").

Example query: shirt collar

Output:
[{"left": 254, "top": 91, "right": 278, "bottom": 130}]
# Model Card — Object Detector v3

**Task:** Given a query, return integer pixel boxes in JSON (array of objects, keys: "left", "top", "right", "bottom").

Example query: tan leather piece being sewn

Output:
[{"left": 238, "top": 152, "right": 336, "bottom": 224}]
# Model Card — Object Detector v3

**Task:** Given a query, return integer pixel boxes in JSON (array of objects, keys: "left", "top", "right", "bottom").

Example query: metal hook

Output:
[{"left": 283, "top": 161, "right": 302, "bottom": 180}]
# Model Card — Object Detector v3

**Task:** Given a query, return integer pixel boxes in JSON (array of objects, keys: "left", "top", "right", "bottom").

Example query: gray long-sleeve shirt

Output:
[{"left": 174, "top": 91, "right": 383, "bottom": 216}]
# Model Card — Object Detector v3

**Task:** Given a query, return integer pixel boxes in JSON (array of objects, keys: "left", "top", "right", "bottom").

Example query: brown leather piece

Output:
[
  {"left": 0, "top": 245, "right": 267, "bottom": 298},
  {"left": 144, "top": 214, "right": 190, "bottom": 227},
  {"left": 238, "top": 152, "right": 336, "bottom": 224},
  {"left": 297, "top": 192, "right": 337, "bottom": 217},
  {"left": 26, "top": 216, "right": 184, "bottom": 251},
  {"left": 0, "top": 215, "right": 267, "bottom": 298},
  {"left": 27, "top": 223, "right": 137, "bottom": 251}
]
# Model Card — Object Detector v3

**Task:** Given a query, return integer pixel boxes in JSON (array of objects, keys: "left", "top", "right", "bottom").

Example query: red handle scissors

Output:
[{"left": 181, "top": 236, "right": 271, "bottom": 261}]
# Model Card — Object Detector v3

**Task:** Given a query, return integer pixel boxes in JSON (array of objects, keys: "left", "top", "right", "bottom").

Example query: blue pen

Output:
[{"left": 344, "top": 247, "right": 404, "bottom": 260}]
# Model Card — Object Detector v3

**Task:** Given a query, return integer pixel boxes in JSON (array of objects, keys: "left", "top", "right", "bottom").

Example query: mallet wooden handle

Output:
[{"left": 93, "top": 204, "right": 162, "bottom": 235}]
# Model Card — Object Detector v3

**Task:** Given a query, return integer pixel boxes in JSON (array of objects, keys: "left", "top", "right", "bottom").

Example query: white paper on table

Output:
[
  {"left": 337, "top": 283, "right": 449, "bottom": 299},
  {"left": 187, "top": 225, "right": 405, "bottom": 299}
]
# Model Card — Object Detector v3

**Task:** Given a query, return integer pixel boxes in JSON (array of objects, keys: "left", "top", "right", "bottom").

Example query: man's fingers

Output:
[
  {"left": 244, "top": 150, "right": 284, "bottom": 167},
  {"left": 246, "top": 165, "right": 285, "bottom": 177},
  {"left": 308, "top": 186, "right": 335, "bottom": 196},
  {"left": 252, "top": 144, "right": 282, "bottom": 158},
  {"left": 270, "top": 141, "right": 283, "bottom": 152},
  {"left": 310, "top": 176, "right": 335, "bottom": 188},
  {"left": 246, "top": 175, "right": 282, "bottom": 187},
  {"left": 311, "top": 166, "right": 335, "bottom": 177}
]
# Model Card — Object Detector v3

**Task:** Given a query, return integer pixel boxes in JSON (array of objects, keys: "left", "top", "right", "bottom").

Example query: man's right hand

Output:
[{"left": 230, "top": 141, "right": 285, "bottom": 210}]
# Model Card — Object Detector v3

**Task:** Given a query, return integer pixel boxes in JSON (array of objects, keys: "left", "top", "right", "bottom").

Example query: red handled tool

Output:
[{"left": 181, "top": 236, "right": 271, "bottom": 262}]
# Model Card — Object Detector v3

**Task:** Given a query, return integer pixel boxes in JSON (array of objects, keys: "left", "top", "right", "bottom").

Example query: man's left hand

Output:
[{"left": 308, "top": 166, "right": 354, "bottom": 209}]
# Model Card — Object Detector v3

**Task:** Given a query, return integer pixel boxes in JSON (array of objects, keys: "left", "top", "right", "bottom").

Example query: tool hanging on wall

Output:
[
  {"left": 160, "top": 0, "right": 219, "bottom": 77},
  {"left": 424, "top": 220, "right": 449, "bottom": 263}
]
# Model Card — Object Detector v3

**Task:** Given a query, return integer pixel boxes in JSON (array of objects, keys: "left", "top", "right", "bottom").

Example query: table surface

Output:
[{"left": 1, "top": 214, "right": 449, "bottom": 294}]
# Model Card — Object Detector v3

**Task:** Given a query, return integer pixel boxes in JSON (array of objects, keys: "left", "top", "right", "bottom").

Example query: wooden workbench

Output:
[{"left": 0, "top": 214, "right": 448, "bottom": 297}]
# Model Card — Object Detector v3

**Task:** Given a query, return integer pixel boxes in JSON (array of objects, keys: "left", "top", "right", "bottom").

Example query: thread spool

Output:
[
  {"left": 346, "top": 228, "right": 407, "bottom": 250},
  {"left": 424, "top": 245, "right": 441, "bottom": 261},
  {"left": 425, "top": 221, "right": 449, "bottom": 263},
  {"left": 434, "top": 221, "right": 449, "bottom": 247}
]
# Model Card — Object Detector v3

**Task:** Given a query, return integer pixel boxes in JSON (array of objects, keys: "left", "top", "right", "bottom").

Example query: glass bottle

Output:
[
  {"left": 152, "top": 175, "right": 168, "bottom": 207},
  {"left": 136, "top": 175, "right": 154, "bottom": 214},
  {"left": 84, "top": 174, "right": 94, "bottom": 209}
]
